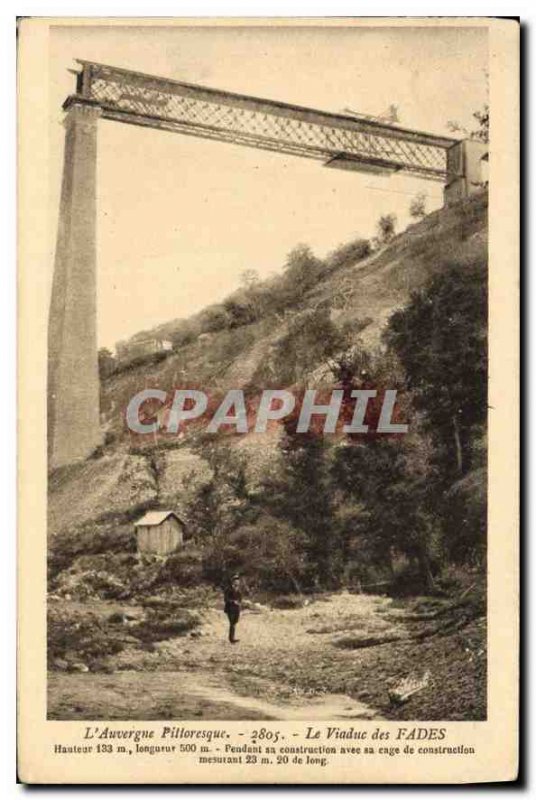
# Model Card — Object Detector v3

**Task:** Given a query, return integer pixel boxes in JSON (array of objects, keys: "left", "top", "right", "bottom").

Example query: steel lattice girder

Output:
[{"left": 66, "top": 61, "right": 458, "bottom": 182}]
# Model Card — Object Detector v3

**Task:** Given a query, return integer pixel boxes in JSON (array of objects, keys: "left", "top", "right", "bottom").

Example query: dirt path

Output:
[
  {"left": 180, "top": 680, "right": 380, "bottom": 720},
  {"left": 49, "top": 593, "right": 390, "bottom": 720},
  {"left": 48, "top": 668, "right": 380, "bottom": 721},
  {"left": 48, "top": 591, "right": 486, "bottom": 720},
  {"left": 162, "top": 592, "right": 398, "bottom": 664}
]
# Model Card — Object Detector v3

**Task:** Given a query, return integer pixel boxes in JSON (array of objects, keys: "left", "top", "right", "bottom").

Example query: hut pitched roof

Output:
[{"left": 134, "top": 510, "right": 182, "bottom": 527}]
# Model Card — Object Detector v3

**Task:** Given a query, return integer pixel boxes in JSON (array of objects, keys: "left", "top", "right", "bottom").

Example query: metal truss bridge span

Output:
[{"left": 68, "top": 60, "right": 457, "bottom": 182}]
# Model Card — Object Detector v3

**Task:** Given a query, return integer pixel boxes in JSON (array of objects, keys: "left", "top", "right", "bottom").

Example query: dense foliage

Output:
[
  {"left": 88, "top": 208, "right": 488, "bottom": 596},
  {"left": 385, "top": 256, "right": 488, "bottom": 478},
  {"left": 182, "top": 251, "right": 488, "bottom": 595}
]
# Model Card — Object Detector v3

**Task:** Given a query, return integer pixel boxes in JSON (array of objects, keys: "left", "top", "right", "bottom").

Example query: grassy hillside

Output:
[
  {"left": 51, "top": 191, "right": 487, "bottom": 544},
  {"left": 100, "top": 192, "right": 487, "bottom": 436}
]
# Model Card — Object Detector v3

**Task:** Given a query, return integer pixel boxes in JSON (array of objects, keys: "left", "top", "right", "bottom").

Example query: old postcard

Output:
[{"left": 18, "top": 17, "right": 519, "bottom": 783}]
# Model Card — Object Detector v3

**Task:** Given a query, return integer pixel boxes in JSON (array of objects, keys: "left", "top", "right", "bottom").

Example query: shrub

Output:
[
  {"left": 199, "top": 304, "right": 231, "bottom": 333},
  {"left": 142, "top": 585, "right": 216, "bottom": 609},
  {"left": 114, "top": 349, "right": 169, "bottom": 375},
  {"left": 266, "top": 307, "right": 346, "bottom": 386},
  {"left": 48, "top": 607, "right": 125, "bottom": 667},
  {"left": 131, "top": 607, "right": 200, "bottom": 643},
  {"left": 53, "top": 567, "right": 128, "bottom": 601},
  {"left": 157, "top": 548, "right": 204, "bottom": 588},
  {"left": 48, "top": 522, "right": 137, "bottom": 580},
  {"left": 202, "top": 516, "right": 308, "bottom": 594},
  {"left": 376, "top": 213, "right": 397, "bottom": 245},
  {"left": 409, "top": 193, "right": 427, "bottom": 220},
  {"left": 442, "top": 468, "right": 487, "bottom": 565},
  {"left": 390, "top": 564, "right": 431, "bottom": 598},
  {"left": 335, "top": 632, "right": 404, "bottom": 649},
  {"left": 223, "top": 296, "right": 257, "bottom": 328},
  {"left": 270, "top": 595, "right": 305, "bottom": 610},
  {"left": 326, "top": 238, "right": 371, "bottom": 272}
]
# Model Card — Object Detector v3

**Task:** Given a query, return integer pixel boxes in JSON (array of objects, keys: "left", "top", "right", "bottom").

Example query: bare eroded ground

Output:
[{"left": 48, "top": 592, "right": 486, "bottom": 721}]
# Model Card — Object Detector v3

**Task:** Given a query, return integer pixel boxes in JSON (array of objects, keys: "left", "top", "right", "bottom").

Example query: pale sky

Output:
[{"left": 48, "top": 22, "right": 488, "bottom": 349}]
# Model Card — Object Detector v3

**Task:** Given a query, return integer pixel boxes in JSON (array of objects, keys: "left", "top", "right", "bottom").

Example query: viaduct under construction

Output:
[{"left": 48, "top": 60, "right": 488, "bottom": 470}]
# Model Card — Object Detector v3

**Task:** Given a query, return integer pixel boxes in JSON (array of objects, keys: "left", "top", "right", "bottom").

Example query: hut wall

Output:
[{"left": 136, "top": 517, "right": 183, "bottom": 555}]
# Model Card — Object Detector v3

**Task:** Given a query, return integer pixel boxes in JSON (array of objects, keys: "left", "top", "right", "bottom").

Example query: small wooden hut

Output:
[{"left": 134, "top": 510, "right": 184, "bottom": 556}]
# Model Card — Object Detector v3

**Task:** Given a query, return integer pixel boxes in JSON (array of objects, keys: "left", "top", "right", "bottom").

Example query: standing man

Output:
[{"left": 223, "top": 574, "right": 242, "bottom": 644}]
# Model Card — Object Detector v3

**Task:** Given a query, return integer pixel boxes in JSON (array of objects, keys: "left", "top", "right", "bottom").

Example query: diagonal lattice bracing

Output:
[{"left": 67, "top": 61, "right": 457, "bottom": 182}]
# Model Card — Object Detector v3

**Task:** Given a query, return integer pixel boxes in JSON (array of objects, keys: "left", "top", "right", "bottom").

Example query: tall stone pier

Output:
[{"left": 48, "top": 102, "right": 102, "bottom": 470}]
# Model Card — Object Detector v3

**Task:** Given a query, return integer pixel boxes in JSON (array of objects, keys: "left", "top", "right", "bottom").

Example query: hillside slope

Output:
[
  {"left": 48, "top": 194, "right": 488, "bottom": 723},
  {"left": 308, "top": 191, "right": 487, "bottom": 348},
  {"left": 50, "top": 191, "right": 487, "bottom": 542},
  {"left": 100, "top": 191, "right": 487, "bottom": 432}
]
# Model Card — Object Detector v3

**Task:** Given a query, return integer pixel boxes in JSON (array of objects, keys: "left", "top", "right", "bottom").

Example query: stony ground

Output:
[{"left": 48, "top": 591, "right": 486, "bottom": 721}]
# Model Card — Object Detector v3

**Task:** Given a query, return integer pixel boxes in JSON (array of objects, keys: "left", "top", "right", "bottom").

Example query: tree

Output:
[
  {"left": 447, "top": 103, "right": 489, "bottom": 143},
  {"left": 240, "top": 269, "right": 260, "bottom": 289},
  {"left": 184, "top": 479, "right": 220, "bottom": 541},
  {"left": 268, "top": 307, "right": 346, "bottom": 386},
  {"left": 259, "top": 422, "right": 341, "bottom": 589},
  {"left": 170, "top": 322, "right": 197, "bottom": 349},
  {"left": 202, "top": 516, "right": 308, "bottom": 593},
  {"left": 326, "top": 237, "right": 371, "bottom": 271},
  {"left": 199, "top": 305, "right": 230, "bottom": 333},
  {"left": 331, "top": 436, "right": 440, "bottom": 593},
  {"left": 283, "top": 244, "right": 324, "bottom": 296},
  {"left": 98, "top": 348, "right": 116, "bottom": 379},
  {"left": 192, "top": 442, "right": 309, "bottom": 591},
  {"left": 376, "top": 213, "right": 397, "bottom": 245},
  {"left": 238, "top": 269, "right": 270, "bottom": 321},
  {"left": 443, "top": 468, "right": 487, "bottom": 565},
  {"left": 222, "top": 295, "right": 257, "bottom": 328},
  {"left": 384, "top": 256, "right": 488, "bottom": 477},
  {"left": 409, "top": 193, "right": 427, "bottom": 220}
]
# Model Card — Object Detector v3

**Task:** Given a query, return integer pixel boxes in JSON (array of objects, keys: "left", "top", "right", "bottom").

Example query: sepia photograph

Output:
[{"left": 44, "top": 21, "right": 491, "bottom": 725}]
